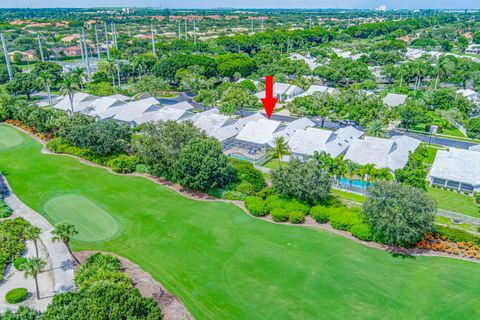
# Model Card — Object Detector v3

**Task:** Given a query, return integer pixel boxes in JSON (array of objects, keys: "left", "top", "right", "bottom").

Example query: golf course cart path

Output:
[
  {"left": 1, "top": 175, "right": 75, "bottom": 296},
  {"left": 8, "top": 124, "right": 480, "bottom": 264}
]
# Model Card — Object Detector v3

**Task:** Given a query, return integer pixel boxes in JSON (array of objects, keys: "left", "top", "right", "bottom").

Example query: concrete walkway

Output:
[{"left": 0, "top": 175, "right": 74, "bottom": 312}]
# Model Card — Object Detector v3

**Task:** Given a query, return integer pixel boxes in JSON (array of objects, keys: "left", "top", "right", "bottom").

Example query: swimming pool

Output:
[{"left": 338, "top": 178, "right": 371, "bottom": 190}]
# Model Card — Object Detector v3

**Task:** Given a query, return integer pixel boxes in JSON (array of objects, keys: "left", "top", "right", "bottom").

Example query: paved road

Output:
[{"left": 390, "top": 130, "right": 477, "bottom": 149}]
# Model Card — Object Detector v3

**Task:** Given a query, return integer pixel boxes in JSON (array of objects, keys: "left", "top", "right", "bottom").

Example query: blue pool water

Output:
[{"left": 338, "top": 178, "right": 371, "bottom": 190}]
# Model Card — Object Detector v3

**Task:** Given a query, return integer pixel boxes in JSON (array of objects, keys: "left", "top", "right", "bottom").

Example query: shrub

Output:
[
  {"left": 288, "top": 211, "right": 305, "bottom": 224},
  {"left": 329, "top": 208, "right": 364, "bottom": 231},
  {"left": 244, "top": 196, "right": 268, "bottom": 216},
  {"left": 350, "top": 224, "right": 373, "bottom": 241},
  {"left": 222, "top": 191, "right": 246, "bottom": 200},
  {"left": 271, "top": 208, "right": 289, "bottom": 222},
  {"left": 257, "top": 187, "right": 275, "bottom": 199},
  {"left": 231, "top": 159, "right": 266, "bottom": 191},
  {"left": 135, "top": 164, "right": 150, "bottom": 174},
  {"left": 309, "top": 205, "right": 329, "bottom": 223},
  {"left": 437, "top": 226, "right": 480, "bottom": 246},
  {"left": 13, "top": 257, "right": 27, "bottom": 271},
  {"left": 265, "top": 195, "right": 309, "bottom": 213},
  {"left": 234, "top": 182, "right": 257, "bottom": 196},
  {"left": 0, "top": 199, "right": 12, "bottom": 218},
  {"left": 5, "top": 288, "right": 28, "bottom": 304},
  {"left": 108, "top": 155, "right": 138, "bottom": 173}
]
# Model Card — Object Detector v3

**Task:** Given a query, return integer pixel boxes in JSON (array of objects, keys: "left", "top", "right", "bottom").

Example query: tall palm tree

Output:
[
  {"left": 332, "top": 158, "right": 346, "bottom": 184},
  {"left": 37, "top": 71, "right": 54, "bottom": 107},
  {"left": 23, "top": 257, "right": 46, "bottom": 299},
  {"left": 267, "top": 137, "right": 291, "bottom": 166},
  {"left": 365, "top": 120, "right": 388, "bottom": 138},
  {"left": 71, "top": 67, "right": 86, "bottom": 91},
  {"left": 51, "top": 223, "right": 80, "bottom": 264},
  {"left": 24, "top": 226, "right": 41, "bottom": 258},
  {"left": 313, "top": 151, "right": 334, "bottom": 174},
  {"left": 344, "top": 160, "right": 360, "bottom": 188},
  {"left": 360, "top": 164, "right": 376, "bottom": 188},
  {"left": 59, "top": 74, "right": 79, "bottom": 116}
]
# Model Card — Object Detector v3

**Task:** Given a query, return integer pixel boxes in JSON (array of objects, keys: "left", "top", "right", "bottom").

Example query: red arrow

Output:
[{"left": 261, "top": 75, "right": 277, "bottom": 119}]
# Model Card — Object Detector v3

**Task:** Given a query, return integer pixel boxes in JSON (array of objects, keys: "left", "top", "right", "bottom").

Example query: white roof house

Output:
[
  {"left": 215, "top": 112, "right": 267, "bottom": 142},
  {"left": 255, "top": 83, "right": 304, "bottom": 101},
  {"left": 53, "top": 92, "right": 97, "bottom": 114},
  {"left": 289, "top": 53, "right": 321, "bottom": 70},
  {"left": 383, "top": 93, "right": 407, "bottom": 108},
  {"left": 112, "top": 97, "right": 161, "bottom": 125},
  {"left": 469, "top": 145, "right": 480, "bottom": 152},
  {"left": 344, "top": 135, "right": 421, "bottom": 171},
  {"left": 135, "top": 106, "right": 193, "bottom": 125},
  {"left": 285, "top": 85, "right": 339, "bottom": 102},
  {"left": 83, "top": 96, "right": 127, "bottom": 119},
  {"left": 332, "top": 48, "right": 364, "bottom": 61},
  {"left": 191, "top": 108, "right": 233, "bottom": 138},
  {"left": 236, "top": 118, "right": 283, "bottom": 145},
  {"left": 288, "top": 125, "right": 363, "bottom": 159},
  {"left": 457, "top": 89, "right": 479, "bottom": 102},
  {"left": 429, "top": 148, "right": 480, "bottom": 192},
  {"left": 272, "top": 117, "right": 316, "bottom": 144}
]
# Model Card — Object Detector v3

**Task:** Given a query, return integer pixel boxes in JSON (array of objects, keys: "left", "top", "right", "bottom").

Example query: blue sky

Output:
[{"left": 1, "top": 0, "right": 479, "bottom": 9}]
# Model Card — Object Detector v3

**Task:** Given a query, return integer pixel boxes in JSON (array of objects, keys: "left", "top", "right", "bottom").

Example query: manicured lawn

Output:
[
  {"left": 411, "top": 112, "right": 465, "bottom": 137},
  {"left": 262, "top": 159, "right": 287, "bottom": 170},
  {"left": 1, "top": 124, "right": 480, "bottom": 319},
  {"left": 421, "top": 144, "right": 440, "bottom": 165},
  {"left": 332, "top": 189, "right": 365, "bottom": 204},
  {"left": 428, "top": 187, "right": 480, "bottom": 218}
]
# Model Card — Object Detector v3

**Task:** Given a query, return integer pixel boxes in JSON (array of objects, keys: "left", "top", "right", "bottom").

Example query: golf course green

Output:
[{"left": 1, "top": 124, "right": 479, "bottom": 319}]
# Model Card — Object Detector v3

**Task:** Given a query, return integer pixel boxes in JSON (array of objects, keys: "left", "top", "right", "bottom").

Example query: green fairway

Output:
[
  {"left": 44, "top": 194, "right": 119, "bottom": 241},
  {"left": 0, "top": 127, "right": 23, "bottom": 149},
  {"left": 1, "top": 124, "right": 480, "bottom": 319}
]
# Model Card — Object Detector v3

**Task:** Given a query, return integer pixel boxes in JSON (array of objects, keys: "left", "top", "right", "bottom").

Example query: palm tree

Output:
[
  {"left": 37, "top": 71, "right": 54, "bottom": 107},
  {"left": 360, "top": 164, "right": 376, "bottom": 188},
  {"left": 332, "top": 158, "right": 346, "bottom": 184},
  {"left": 59, "top": 73, "right": 79, "bottom": 116},
  {"left": 344, "top": 160, "right": 360, "bottom": 188},
  {"left": 24, "top": 226, "right": 41, "bottom": 258},
  {"left": 267, "top": 137, "right": 291, "bottom": 166},
  {"left": 71, "top": 67, "right": 86, "bottom": 91},
  {"left": 23, "top": 257, "right": 46, "bottom": 299},
  {"left": 365, "top": 120, "right": 388, "bottom": 138},
  {"left": 51, "top": 223, "right": 80, "bottom": 264},
  {"left": 313, "top": 151, "right": 335, "bottom": 174}
]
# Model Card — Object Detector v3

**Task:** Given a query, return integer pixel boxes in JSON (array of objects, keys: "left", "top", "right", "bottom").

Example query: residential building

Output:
[
  {"left": 288, "top": 126, "right": 363, "bottom": 160},
  {"left": 8, "top": 50, "right": 37, "bottom": 62},
  {"left": 254, "top": 83, "right": 304, "bottom": 101},
  {"left": 344, "top": 135, "right": 421, "bottom": 171},
  {"left": 53, "top": 92, "right": 98, "bottom": 114},
  {"left": 83, "top": 96, "right": 127, "bottom": 119},
  {"left": 285, "top": 85, "right": 339, "bottom": 102},
  {"left": 289, "top": 53, "right": 321, "bottom": 70},
  {"left": 383, "top": 93, "right": 407, "bottom": 108},
  {"left": 466, "top": 44, "right": 480, "bottom": 55},
  {"left": 428, "top": 148, "right": 480, "bottom": 193}
]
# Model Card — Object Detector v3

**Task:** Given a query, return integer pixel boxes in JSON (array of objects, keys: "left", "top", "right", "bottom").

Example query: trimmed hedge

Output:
[
  {"left": 0, "top": 199, "right": 12, "bottom": 218},
  {"left": 350, "top": 224, "right": 373, "bottom": 241},
  {"left": 265, "top": 195, "right": 309, "bottom": 214},
  {"left": 271, "top": 208, "right": 289, "bottom": 222},
  {"left": 309, "top": 205, "right": 329, "bottom": 223},
  {"left": 288, "top": 211, "right": 305, "bottom": 224},
  {"left": 329, "top": 208, "right": 364, "bottom": 231},
  {"left": 47, "top": 138, "right": 115, "bottom": 166},
  {"left": 244, "top": 196, "right": 268, "bottom": 217},
  {"left": 222, "top": 191, "right": 247, "bottom": 201},
  {"left": 13, "top": 257, "right": 27, "bottom": 271},
  {"left": 107, "top": 155, "right": 138, "bottom": 173},
  {"left": 5, "top": 288, "right": 28, "bottom": 304}
]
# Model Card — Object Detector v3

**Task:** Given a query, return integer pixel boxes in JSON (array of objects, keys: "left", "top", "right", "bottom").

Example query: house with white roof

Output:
[
  {"left": 332, "top": 48, "right": 364, "bottom": 61},
  {"left": 223, "top": 115, "right": 314, "bottom": 164},
  {"left": 53, "top": 92, "right": 97, "bottom": 114},
  {"left": 216, "top": 112, "right": 266, "bottom": 143},
  {"left": 285, "top": 85, "right": 339, "bottom": 102},
  {"left": 289, "top": 53, "right": 321, "bottom": 70},
  {"left": 383, "top": 93, "right": 407, "bottom": 108},
  {"left": 287, "top": 126, "right": 364, "bottom": 160},
  {"left": 428, "top": 148, "right": 480, "bottom": 193},
  {"left": 343, "top": 135, "right": 421, "bottom": 171},
  {"left": 457, "top": 89, "right": 479, "bottom": 103},
  {"left": 254, "top": 83, "right": 304, "bottom": 101},
  {"left": 83, "top": 96, "right": 127, "bottom": 119},
  {"left": 190, "top": 108, "right": 235, "bottom": 140},
  {"left": 111, "top": 97, "right": 162, "bottom": 126}
]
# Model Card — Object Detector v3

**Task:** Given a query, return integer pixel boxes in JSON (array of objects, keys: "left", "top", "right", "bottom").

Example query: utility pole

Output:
[
  {"left": 79, "top": 34, "right": 85, "bottom": 67},
  {"left": 261, "top": 18, "right": 264, "bottom": 31},
  {"left": 184, "top": 19, "right": 187, "bottom": 40},
  {"left": 0, "top": 33, "right": 13, "bottom": 81},
  {"left": 81, "top": 29, "right": 91, "bottom": 80},
  {"left": 178, "top": 20, "right": 181, "bottom": 40},
  {"left": 309, "top": 16, "right": 312, "bottom": 30},
  {"left": 193, "top": 20, "right": 197, "bottom": 46},
  {"left": 104, "top": 22, "right": 111, "bottom": 60},
  {"left": 151, "top": 25, "right": 156, "bottom": 57},
  {"left": 114, "top": 23, "right": 118, "bottom": 50},
  {"left": 251, "top": 19, "right": 254, "bottom": 33},
  {"left": 94, "top": 24, "right": 101, "bottom": 59},
  {"left": 37, "top": 34, "right": 44, "bottom": 62}
]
